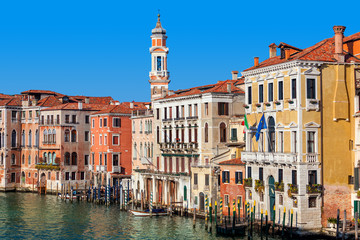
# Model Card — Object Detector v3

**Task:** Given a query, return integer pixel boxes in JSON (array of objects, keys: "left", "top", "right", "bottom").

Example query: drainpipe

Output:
[
  {"left": 320, "top": 66, "right": 324, "bottom": 208},
  {"left": 4, "top": 108, "right": 7, "bottom": 186}
]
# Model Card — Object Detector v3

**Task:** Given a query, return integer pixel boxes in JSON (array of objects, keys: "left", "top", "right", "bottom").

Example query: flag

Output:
[
  {"left": 244, "top": 115, "right": 249, "bottom": 130},
  {"left": 255, "top": 114, "right": 267, "bottom": 141}
]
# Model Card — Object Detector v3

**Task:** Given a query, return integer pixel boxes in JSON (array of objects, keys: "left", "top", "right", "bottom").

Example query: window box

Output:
[
  {"left": 287, "top": 183, "right": 298, "bottom": 197},
  {"left": 275, "top": 181, "right": 284, "bottom": 192},
  {"left": 255, "top": 103, "right": 262, "bottom": 108},
  {"left": 288, "top": 99, "right": 297, "bottom": 110},
  {"left": 357, "top": 190, "right": 360, "bottom": 199},
  {"left": 307, "top": 184, "right": 322, "bottom": 194},
  {"left": 244, "top": 178, "right": 252, "bottom": 187},
  {"left": 264, "top": 102, "right": 271, "bottom": 107},
  {"left": 274, "top": 101, "right": 281, "bottom": 106},
  {"left": 243, "top": 104, "right": 249, "bottom": 109},
  {"left": 306, "top": 99, "right": 320, "bottom": 111},
  {"left": 255, "top": 179, "right": 264, "bottom": 193},
  {"left": 287, "top": 99, "right": 294, "bottom": 104}
]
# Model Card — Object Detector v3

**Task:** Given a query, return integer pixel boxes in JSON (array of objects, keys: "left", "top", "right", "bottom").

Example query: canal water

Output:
[{"left": 0, "top": 192, "right": 280, "bottom": 239}]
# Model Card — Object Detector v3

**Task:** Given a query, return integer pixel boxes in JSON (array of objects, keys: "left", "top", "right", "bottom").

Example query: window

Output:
[
  {"left": 308, "top": 170, "right": 317, "bottom": 185},
  {"left": 278, "top": 131, "right": 284, "bottom": 153},
  {"left": 11, "top": 154, "right": 15, "bottom": 165},
  {"left": 64, "top": 152, "right": 70, "bottom": 165},
  {"left": 224, "top": 194, "right": 229, "bottom": 207},
  {"left": 85, "top": 155, "right": 89, "bottom": 165},
  {"left": 71, "top": 130, "right": 76, "bottom": 142},
  {"left": 292, "top": 131, "right": 297, "bottom": 153},
  {"left": 259, "top": 168, "right": 263, "bottom": 181},
  {"left": 72, "top": 115, "right": 76, "bottom": 124},
  {"left": 91, "top": 135, "right": 94, "bottom": 145},
  {"left": 48, "top": 172, "right": 51, "bottom": 180},
  {"left": 164, "top": 107, "right": 167, "bottom": 119},
  {"left": 248, "top": 86, "right": 252, "bottom": 104},
  {"left": 80, "top": 172, "right": 85, "bottom": 180},
  {"left": 99, "top": 153, "right": 103, "bottom": 165},
  {"left": 71, "top": 152, "right": 77, "bottom": 165},
  {"left": 71, "top": 172, "right": 76, "bottom": 181},
  {"left": 65, "top": 172, "right": 70, "bottom": 180},
  {"left": 85, "top": 131, "right": 89, "bottom": 142},
  {"left": 268, "top": 82, "right": 273, "bottom": 102},
  {"left": 113, "top": 154, "right": 119, "bottom": 166},
  {"left": 258, "top": 132, "right": 264, "bottom": 152},
  {"left": 235, "top": 171, "right": 243, "bottom": 184},
  {"left": 259, "top": 84, "right": 264, "bottom": 103},
  {"left": 104, "top": 118, "right": 108, "bottom": 127},
  {"left": 112, "top": 135, "right": 119, "bottom": 145},
  {"left": 278, "top": 81, "right": 283, "bottom": 100},
  {"left": 279, "top": 195, "right": 283, "bottom": 205},
  {"left": 307, "top": 78, "right": 316, "bottom": 99},
  {"left": 85, "top": 115, "right": 90, "bottom": 124},
  {"left": 307, "top": 131, "right": 316, "bottom": 153},
  {"left": 28, "top": 155, "right": 31, "bottom": 165},
  {"left": 56, "top": 172, "right": 59, "bottom": 180},
  {"left": 12, "top": 111, "right": 17, "bottom": 121},
  {"left": 11, "top": 173, "right": 15, "bottom": 183},
  {"left": 218, "top": 102, "right": 229, "bottom": 115},
  {"left": 204, "top": 123, "right": 209, "bottom": 143},
  {"left": 278, "top": 169, "right": 283, "bottom": 183},
  {"left": 231, "top": 128, "right": 237, "bottom": 141},
  {"left": 156, "top": 127, "right": 160, "bottom": 144},
  {"left": 247, "top": 166, "right": 252, "bottom": 178},
  {"left": 194, "top": 104, "right": 198, "bottom": 117},
  {"left": 309, "top": 197, "right": 317, "bottom": 208},
  {"left": 104, "top": 153, "right": 107, "bottom": 166},
  {"left": 11, "top": 130, "right": 17, "bottom": 147},
  {"left": 156, "top": 56, "right": 162, "bottom": 71},
  {"left": 220, "top": 122, "right": 226, "bottom": 142},
  {"left": 113, "top": 118, "right": 121, "bottom": 127},
  {"left": 222, "top": 171, "right": 230, "bottom": 183},
  {"left": 104, "top": 134, "right": 107, "bottom": 145},
  {"left": 291, "top": 78, "right": 297, "bottom": 99},
  {"left": 194, "top": 173, "right": 198, "bottom": 185},
  {"left": 65, "top": 115, "right": 70, "bottom": 123},
  {"left": 205, "top": 174, "right": 209, "bottom": 186},
  {"left": 99, "top": 135, "right": 102, "bottom": 145},
  {"left": 99, "top": 118, "right": 103, "bottom": 127},
  {"left": 292, "top": 170, "right": 297, "bottom": 185},
  {"left": 92, "top": 119, "right": 95, "bottom": 128},
  {"left": 204, "top": 103, "right": 208, "bottom": 115}
]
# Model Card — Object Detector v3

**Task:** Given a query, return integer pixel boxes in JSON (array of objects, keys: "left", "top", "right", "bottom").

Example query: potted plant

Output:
[
  {"left": 243, "top": 104, "right": 249, "bottom": 109},
  {"left": 327, "top": 217, "right": 337, "bottom": 229},
  {"left": 287, "top": 99, "right": 294, "bottom": 104},
  {"left": 357, "top": 190, "right": 360, "bottom": 198},
  {"left": 275, "top": 181, "right": 284, "bottom": 192},
  {"left": 255, "top": 180, "right": 264, "bottom": 193},
  {"left": 274, "top": 100, "right": 281, "bottom": 105},
  {"left": 264, "top": 102, "right": 271, "bottom": 107},
  {"left": 310, "top": 99, "right": 318, "bottom": 104},
  {"left": 255, "top": 103, "right": 261, "bottom": 108},
  {"left": 244, "top": 178, "right": 252, "bottom": 187},
  {"left": 287, "top": 183, "right": 298, "bottom": 198}
]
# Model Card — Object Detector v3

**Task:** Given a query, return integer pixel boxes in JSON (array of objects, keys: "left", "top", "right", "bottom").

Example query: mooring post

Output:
[
  {"left": 253, "top": 200, "right": 256, "bottom": 221},
  {"left": 232, "top": 204, "right": 236, "bottom": 236},
  {"left": 250, "top": 207, "right": 253, "bottom": 238},
  {"left": 290, "top": 209, "right": 293, "bottom": 238},
  {"left": 336, "top": 209, "right": 340, "bottom": 239},
  {"left": 265, "top": 210, "right": 268, "bottom": 239},
  {"left": 70, "top": 186, "right": 73, "bottom": 202},
  {"left": 342, "top": 210, "right": 346, "bottom": 240},
  {"left": 205, "top": 195, "right": 208, "bottom": 230},
  {"left": 355, "top": 212, "right": 359, "bottom": 240},
  {"left": 193, "top": 205, "right": 196, "bottom": 228},
  {"left": 215, "top": 201, "right": 218, "bottom": 227},
  {"left": 272, "top": 205, "right": 276, "bottom": 236},
  {"left": 282, "top": 207, "right": 286, "bottom": 238},
  {"left": 260, "top": 209, "right": 263, "bottom": 238},
  {"left": 237, "top": 198, "right": 240, "bottom": 223},
  {"left": 220, "top": 198, "right": 223, "bottom": 224},
  {"left": 209, "top": 202, "right": 212, "bottom": 233}
]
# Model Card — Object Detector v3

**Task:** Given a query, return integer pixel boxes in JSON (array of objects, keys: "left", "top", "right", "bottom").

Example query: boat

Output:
[{"left": 129, "top": 208, "right": 168, "bottom": 217}]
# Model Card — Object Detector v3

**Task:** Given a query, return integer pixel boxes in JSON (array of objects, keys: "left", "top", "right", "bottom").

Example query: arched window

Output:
[
  {"left": 71, "top": 152, "right": 77, "bottom": 165},
  {"left": 11, "top": 130, "right": 17, "bottom": 148},
  {"left": 43, "top": 129, "right": 47, "bottom": 143},
  {"left": 21, "top": 130, "right": 25, "bottom": 147},
  {"left": 133, "top": 143, "right": 137, "bottom": 159},
  {"left": 52, "top": 129, "right": 56, "bottom": 143},
  {"left": 64, "top": 152, "right": 70, "bottom": 165},
  {"left": 35, "top": 155, "right": 38, "bottom": 164},
  {"left": 144, "top": 143, "right": 147, "bottom": 158},
  {"left": 28, "top": 130, "right": 32, "bottom": 147},
  {"left": 156, "top": 126, "right": 160, "bottom": 144},
  {"left": 43, "top": 152, "right": 47, "bottom": 164},
  {"left": 11, "top": 154, "right": 16, "bottom": 165},
  {"left": 48, "top": 129, "right": 52, "bottom": 143},
  {"left": 140, "top": 143, "right": 143, "bottom": 158},
  {"left": 205, "top": 123, "right": 209, "bottom": 143},
  {"left": 220, "top": 122, "right": 226, "bottom": 142},
  {"left": 151, "top": 143, "right": 153, "bottom": 158},
  {"left": 0, "top": 153, "right": 3, "bottom": 165},
  {"left": 132, "top": 120, "right": 135, "bottom": 133},
  {"left": 52, "top": 152, "right": 56, "bottom": 164},
  {"left": 150, "top": 120, "right": 152, "bottom": 133},
  {"left": 268, "top": 117, "right": 275, "bottom": 152},
  {"left": 35, "top": 130, "right": 39, "bottom": 147},
  {"left": 48, "top": 152, "right": 52, "bottom": 164},
  {"left": 22, "top": 154, "right": 25, "bottom": 164},
  {"left": 64, "top": 129, "right": 70, "bottom": 142},
  {"left": 71, "top": 130, "right": 77, "bottom": 142},
  {"left": 28, "top": 155, "right": 31, "bottom": 165}
]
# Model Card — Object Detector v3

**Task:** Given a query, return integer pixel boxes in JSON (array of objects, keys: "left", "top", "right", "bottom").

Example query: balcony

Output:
[
  {"left": 306, "top": 99, "right": 320, "bottom": 111},
  {"left": 241, "top": 152, "right": 298, "bottom": 165},
  {"left": 132, "top": 109, "right": 153, "bottom": 117},
  {"left": 244, "top": 104, "right": 252, "bottom": 114},
  {"left": 141, "top": 157, "right": 152, "bottom": 165},
  {"left": 204, "top": 185, "right": 210, "bottom": 191},
  {"left": 112, "top": 166, "right": 121, "bottom": 173},
  {"left": 162, "top": 118, "right": 173, "bottom": 122},
  {"left": 306, "top": 153, "right": 318, "bottom": 163},
  {"left": 275, "top": 182, "right": 284, "bottom": 192},
  {"left": 287, "top": 184, "right": 298, "bottom": 197},
  {"left": 186, "top": 116, "right": 198, "bottom": 120},
  {"left": 159, "top": 142, "right": 198, "bottom": 153},
  {"left": 244, "top": 178, "right": 252, "bottom": 187},
  {"left": 264, "top": 102, "right": 273, "bottom": 111},
  {"left": 306, "top": 184, "right": 322, "bottom": 194},
  {"left": 96, "top": 165, "right": 106, "bottom": 172},
  {"left": 88, "top": 165, "right": 94, "bottom": 171}
]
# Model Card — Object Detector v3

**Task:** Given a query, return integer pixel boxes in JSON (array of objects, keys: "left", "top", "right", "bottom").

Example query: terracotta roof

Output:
[
  {"left": 0, "top": 98, "right": 22, "bottom": 107},
  {"left": 0, "top": 93, "right": 14, "bottom": 99},
  {"left": 21, "top": 90, "right": 64, "bottom": 96},
  {"left": 219, "top": 158, "right": 244, "bottom": 165},
  {"left": 37, "top": 96, "right": 62, "bottom": 107},
  {"left": 159, "top": 79, "right": 244, "bottom": 100},
  {"left": 278, "top": 42, "right": 302, "bottom": 51},
  {"left": 243, "top": 32, "right": 360, "bottom": 72},
  {"left": 41, "top": 103, "right": 109, "bottom": 111},
  {"left": 70, "top": 96, "right": 114, "bottom": 105},
  {"left": 93, "top": 105, "right": 132, "bottom": 115}
]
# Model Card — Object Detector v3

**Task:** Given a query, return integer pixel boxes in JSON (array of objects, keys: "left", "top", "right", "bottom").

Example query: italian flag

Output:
[{"left": 244, "top": 114, "right": 249, "bottom": 130}]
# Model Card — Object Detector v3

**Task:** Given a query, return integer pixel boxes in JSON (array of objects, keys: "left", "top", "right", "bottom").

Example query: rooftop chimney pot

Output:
[
  {"left": 254, "top": 57, "right": 259, "bottom": 67},
  {"left": 285, "top": 48, "right": 291, "bottom": 60},
  {"left": 227, "top": 82, "right": 232, "bottom": 93},
  {"left": 78, "top": 102, "right": 83, "bottom": 110},
  {"left": 269, "top": 43, "right": 277, "bottom": 58},
  {"left": 333, "top": 25, "right": 346, "bottom": 62},
  {"left": 231, "top": 71, "right": 238, "bottom": 80}
]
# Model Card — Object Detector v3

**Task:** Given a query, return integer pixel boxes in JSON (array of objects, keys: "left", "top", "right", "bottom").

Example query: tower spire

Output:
[{"left": 149, "top": 14, "right": 170, "bottom": 101}]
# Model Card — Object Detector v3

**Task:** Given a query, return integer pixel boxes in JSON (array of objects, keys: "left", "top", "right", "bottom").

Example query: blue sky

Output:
[{"left": 0, "top": 0, "right": 359, "bottom": 102}]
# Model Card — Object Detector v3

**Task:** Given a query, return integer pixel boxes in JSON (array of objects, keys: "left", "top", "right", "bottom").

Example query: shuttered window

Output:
[
  {"left": 291, "top": 79, "right": 297, "bottom": 99},
  {"left": 278, "top": 81, "right": 283, "bottom": 100},
  {"left": 268, "top": 83, "right": 273, "bottom": 102},
  {"left": 259, "top": 84, "right": 264, "bottom": 103},
  {"left": 307, "top": 78, "right": 316, "bottom": 99},
  {"left": 355, "top": 167, "right": 359, "bottom": 190},
  {"left": 235, "top": 172, "right": 243, "bottom": 184},
  {"left": 292, "top": 170, "right": 297, "bottom": 185}
]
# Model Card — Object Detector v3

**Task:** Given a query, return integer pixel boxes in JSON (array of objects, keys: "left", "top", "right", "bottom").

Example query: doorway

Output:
[{"left": 269, "top": 176, "right": 275, "bottom": 221}]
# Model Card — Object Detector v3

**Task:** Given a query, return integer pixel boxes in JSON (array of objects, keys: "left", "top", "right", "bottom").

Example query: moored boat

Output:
[{"left": 129, "top": 209, "right": 167, "bottom": 217}]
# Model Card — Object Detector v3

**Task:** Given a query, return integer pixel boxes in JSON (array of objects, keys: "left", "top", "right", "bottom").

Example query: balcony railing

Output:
[
  {"left": 112, "top": 166, "right": 121, "bottom": 173},
  {"left": 241, "top": 152, "right": 298, "bottom": 164},
  {"left": 162, "top": 118, "right": 173, "bottom": 122},
  {"left": 275, "top": 182, "right": 284, "bottom": 192},
  {"left": 306, "top": 184, "right": 322, "bottom": 194},
  {"left": 287, "top": 184, "right": 298, "bottom": 197},
  {"left": 244, "top": 178, "right": 252, "bottom": 187},
  {"left": 159, "top": 142, "right": 198, "bottom": 152},
  {"left": 96, "top": 165, "right": 106, "bottom": 172},
  {"left": 306, "top": 153, "right": 318, "bottom": 163},
  {"left": 186, "top": 116, "right": 198, "bottom": 120}
]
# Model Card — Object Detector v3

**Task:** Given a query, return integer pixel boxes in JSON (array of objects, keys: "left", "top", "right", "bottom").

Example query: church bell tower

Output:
[{"left": 149, "top": 14, "right": 170, "bottom": 101}]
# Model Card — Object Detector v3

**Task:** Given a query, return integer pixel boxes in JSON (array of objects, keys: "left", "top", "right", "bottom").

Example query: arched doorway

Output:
[
  {"left": 21, "top": 172, "right": 25, "bottom": 185},
  {"left": 199, "top": 192, "right": 205, "bottom": 211},
  {"left": 268, "top": 176, "right": 275, "bottom": 221},
  {"left": 40, "top": 173, "right": 46, "bottom": 189},
  {"left": 268, "top": 117, "right": 275, "bottom": 152}
]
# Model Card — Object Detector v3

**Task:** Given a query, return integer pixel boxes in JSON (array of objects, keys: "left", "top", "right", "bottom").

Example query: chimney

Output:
[
  {"left": 78, "top": 102, "right": 83, "bottom": 110},
  {"left": 269, "top": 43, "right": 277, "bottom": 58},
  {"left": 285, "top": 48, "right": 290, "bottom": 60},
  {"left": 231, "top": 71, "right": 238, "bottom": 80},
  {"left": 227, "top": 82, "right": 232, "bottom": 93},
  {"left": 254, "top": 57, "right": 259, "bottom": 67},
  {"left": 130, "top": 102, "right": 134, "bottom": 109},
  {"left": 333, "top": 25, "right": 346, "bottom": 62},
  {"left": 85, "top": 97, "right": 90, "bottom": 104}
]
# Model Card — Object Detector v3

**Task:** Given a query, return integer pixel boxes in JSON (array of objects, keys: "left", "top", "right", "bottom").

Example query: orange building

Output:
[
  {"left": 90, "top": 102, "right": 146, "bottom": 186},
  {"left": 219, "top": 158, "right": 246, "bottom": 216}
]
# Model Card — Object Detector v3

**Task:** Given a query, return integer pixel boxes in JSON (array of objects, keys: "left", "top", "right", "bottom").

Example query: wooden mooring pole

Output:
[{"left": 355, "top": 211, "right": 359, "bottom": 240}]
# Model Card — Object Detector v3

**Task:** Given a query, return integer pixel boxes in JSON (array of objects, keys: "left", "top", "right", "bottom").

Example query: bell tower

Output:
[{"left": 149, "top": 14, "right": 170, "bottom": 101}]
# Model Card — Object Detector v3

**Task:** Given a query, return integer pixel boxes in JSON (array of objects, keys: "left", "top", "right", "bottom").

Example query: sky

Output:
[{"left": 0, "top": 0, "right": 359, "bottom": 102}]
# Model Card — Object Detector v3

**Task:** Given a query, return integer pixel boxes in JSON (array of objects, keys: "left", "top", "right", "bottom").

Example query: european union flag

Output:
[{"left": 255, "top": 114, "right": 267, "bottom": 141}]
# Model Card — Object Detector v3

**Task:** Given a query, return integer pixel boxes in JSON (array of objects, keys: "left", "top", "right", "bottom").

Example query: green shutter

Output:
[
  {"left": 184, "top": 186, "right": 187, "bottom": 201},
  {"left": 355, "top": 168, "right": 359, "bottom": 190},
  {"left": 235, "top": 172, "right": 238, "bottom": 184},
  {"left": 355, "top": 200, "right": 359, "bottom": 217}
]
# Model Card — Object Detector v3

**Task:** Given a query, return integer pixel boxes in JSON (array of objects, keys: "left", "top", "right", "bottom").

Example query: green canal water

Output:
[{"left": 0, "top": 192, "right": 280, "bottom": 239}]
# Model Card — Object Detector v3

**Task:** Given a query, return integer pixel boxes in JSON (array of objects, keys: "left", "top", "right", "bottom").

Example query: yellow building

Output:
[{"left": 241, "top": 26, "right": 360, "bottom": 229}]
